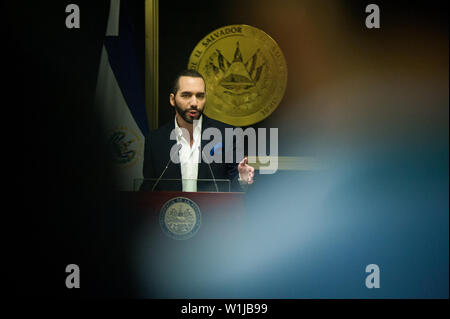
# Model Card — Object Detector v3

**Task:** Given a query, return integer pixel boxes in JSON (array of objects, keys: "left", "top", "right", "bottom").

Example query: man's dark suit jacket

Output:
[{"left": 140, "top": 115, "right": 241, "bottom": 192}]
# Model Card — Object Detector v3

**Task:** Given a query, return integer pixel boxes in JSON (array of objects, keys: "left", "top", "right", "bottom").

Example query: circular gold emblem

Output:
[{"left": 188, "top": 24, "right": 287, "bottom": 126}]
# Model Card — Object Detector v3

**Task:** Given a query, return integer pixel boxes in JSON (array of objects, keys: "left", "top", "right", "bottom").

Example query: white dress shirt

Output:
[
  {"left": 174, "top": 115, "right": 202, "bottom": 192},
  {"left": 174, "top": 115, "right": 247, "bottom": 192}
]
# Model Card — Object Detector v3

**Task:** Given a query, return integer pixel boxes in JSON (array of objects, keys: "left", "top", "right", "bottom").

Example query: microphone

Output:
[
  {"left": 201, "top": 148, "right": 219, "bottom": 192},
  {"left": 152, "top": 145, "right": 219, "bottom": 192},
  {"left": 151, "top": 157, "right": 172, "bottom": 191}
]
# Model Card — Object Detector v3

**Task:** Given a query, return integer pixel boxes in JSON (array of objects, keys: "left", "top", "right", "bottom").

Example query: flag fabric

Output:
[{"left": 95, "top": 0, "right": 148, "bottom": 190}]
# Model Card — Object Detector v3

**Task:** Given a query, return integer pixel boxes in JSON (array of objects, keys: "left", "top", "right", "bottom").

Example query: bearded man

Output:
[{"left": 141, "top": 69, "right": 254, "bottom": 192}]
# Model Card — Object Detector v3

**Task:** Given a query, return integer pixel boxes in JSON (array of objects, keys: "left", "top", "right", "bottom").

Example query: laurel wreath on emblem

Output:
[{"left": 108, "top": 129, "right": 137, "bottom": 165}]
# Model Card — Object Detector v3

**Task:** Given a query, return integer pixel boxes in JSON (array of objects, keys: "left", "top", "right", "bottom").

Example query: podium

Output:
[
  {"left": 119, "top": 187, "right": 247, "bottom": 297},
  {"left": 116, "top": 178, "right": 249, "bottom": 297},
  {"left": 124, "top": 190, "right": 246, "bottom": 241}
]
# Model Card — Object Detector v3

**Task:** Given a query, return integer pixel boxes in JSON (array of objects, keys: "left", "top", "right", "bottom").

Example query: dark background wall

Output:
[{"left": 7, "top": 1, "right": 117, "bottom": 297}]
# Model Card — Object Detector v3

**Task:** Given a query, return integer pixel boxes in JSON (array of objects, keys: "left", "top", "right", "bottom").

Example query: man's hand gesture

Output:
[{"left": 238, "top": 157, "right": 255, "bottom": 184}]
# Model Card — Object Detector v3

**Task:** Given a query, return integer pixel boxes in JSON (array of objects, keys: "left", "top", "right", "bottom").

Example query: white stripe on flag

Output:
[
  {"left": 106, "top": 0, "right": 120, "bottom": 36},
  {"left": 95, "top": 2, "right": 144, "bottom": 191}
]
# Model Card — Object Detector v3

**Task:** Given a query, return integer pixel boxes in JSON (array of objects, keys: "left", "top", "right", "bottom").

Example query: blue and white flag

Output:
[{"left": 95, "top": 0, "right": 149, "bottom": 190}]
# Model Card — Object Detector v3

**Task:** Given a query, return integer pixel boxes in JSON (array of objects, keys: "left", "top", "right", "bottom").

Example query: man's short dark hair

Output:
[{"left": 171, "top": 69, "right": 206, "bottom": 95}]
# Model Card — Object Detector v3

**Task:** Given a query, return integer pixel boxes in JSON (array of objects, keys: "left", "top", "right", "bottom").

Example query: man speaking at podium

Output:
[{"left": 141, "top": 69, "right": 254, "bottom": 192}]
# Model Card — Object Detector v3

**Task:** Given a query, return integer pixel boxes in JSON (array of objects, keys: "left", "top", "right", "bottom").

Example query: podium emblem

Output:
[
  {"left": 159, "top": 197, "right": 202, "bottom": 240},
  {"left": 188, "top": 24, "right": 287, "bottom": 126}
]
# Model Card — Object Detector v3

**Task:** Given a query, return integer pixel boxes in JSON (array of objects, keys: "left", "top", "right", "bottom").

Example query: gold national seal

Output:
[{"left": 188, "top": 25, "right": 287, "bottom": 126}]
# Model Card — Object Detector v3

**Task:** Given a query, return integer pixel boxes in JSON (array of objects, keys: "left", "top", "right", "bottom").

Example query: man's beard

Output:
[{"left": 174, "top": 101, "right": 203, "bottom": 124}]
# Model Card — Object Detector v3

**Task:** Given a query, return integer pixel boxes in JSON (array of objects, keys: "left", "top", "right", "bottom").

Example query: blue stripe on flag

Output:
[{"left": 104, "top": 1, "right": 149, "bottom": 136}]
